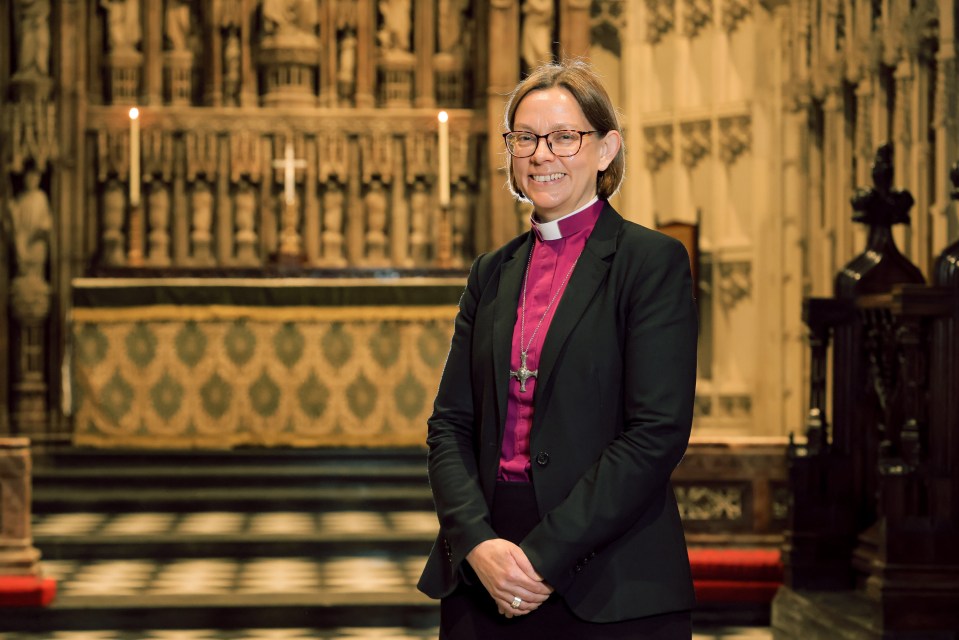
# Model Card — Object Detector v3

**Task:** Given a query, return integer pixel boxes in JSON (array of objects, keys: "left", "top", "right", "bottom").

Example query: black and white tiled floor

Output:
[
  {"left": 39, "top": 556, "right": 426, "bottom": 599},
  {"left": 32, "top": 511, "right": 440, "bottom": 539},
  {"left": 20, "top": 510, "right": 772, "bottom": 639}
]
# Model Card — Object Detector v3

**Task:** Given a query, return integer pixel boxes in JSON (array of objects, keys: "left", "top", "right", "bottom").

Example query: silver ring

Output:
[{"left": 510, "top": 596, "right": 522, "bottom": 609}]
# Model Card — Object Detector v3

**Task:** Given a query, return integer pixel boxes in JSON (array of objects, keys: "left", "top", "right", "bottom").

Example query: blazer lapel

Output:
[
  {"left": 533, "top": 205, "right": 622, "bottom": 408},
  {"left": 492, "top": 234, "right": 534, "bottom": 429}
]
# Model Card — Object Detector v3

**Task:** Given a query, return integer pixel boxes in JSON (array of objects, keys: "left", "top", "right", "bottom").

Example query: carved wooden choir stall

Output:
[{"left": 774, "top": 147, "right": 959, "bottom": 638}]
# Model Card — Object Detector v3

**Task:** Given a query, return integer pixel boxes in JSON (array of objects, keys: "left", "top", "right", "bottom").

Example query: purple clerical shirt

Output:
[{"left": 497, "top": 198, "right": 605, "bottom": 482}]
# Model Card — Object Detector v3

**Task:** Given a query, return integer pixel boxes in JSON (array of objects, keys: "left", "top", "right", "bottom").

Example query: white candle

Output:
[
  {"left": 129, "top": 107, "right": 140, "bottom": 207},
  {"left": 438, "top": 111, "right": 450, "bottom": 207}
]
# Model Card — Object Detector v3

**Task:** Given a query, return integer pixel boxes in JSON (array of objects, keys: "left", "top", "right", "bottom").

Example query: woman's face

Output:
[{"left": 511, "top": 87, "right": 620, "bottom": 222}]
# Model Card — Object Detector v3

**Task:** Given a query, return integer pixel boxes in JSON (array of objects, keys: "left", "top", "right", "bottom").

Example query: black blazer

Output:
[{"left": 417, "top": 203, "right": 698, "bottom": 623}]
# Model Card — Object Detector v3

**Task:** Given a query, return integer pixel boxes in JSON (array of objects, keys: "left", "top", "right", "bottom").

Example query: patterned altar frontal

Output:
[{"left": 69, "top": 279, "right": 462, "bottom": 449}]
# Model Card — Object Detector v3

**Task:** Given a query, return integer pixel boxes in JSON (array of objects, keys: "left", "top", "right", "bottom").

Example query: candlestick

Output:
[
  {"left": 438, "top": 111, "right": 450, "bottom": 207},
  {"left": 129, "top": 107, "right": 140, "bottom": 207}
]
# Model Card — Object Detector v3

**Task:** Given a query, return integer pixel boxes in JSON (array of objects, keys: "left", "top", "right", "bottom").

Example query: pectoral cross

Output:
[{"left": 509, "top": 351, "right": 538, "bottom": 393}]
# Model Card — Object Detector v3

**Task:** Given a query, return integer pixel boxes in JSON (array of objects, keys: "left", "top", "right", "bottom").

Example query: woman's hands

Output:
[{"left": 466, "top": 538, "right": 554, "bottom": 617}]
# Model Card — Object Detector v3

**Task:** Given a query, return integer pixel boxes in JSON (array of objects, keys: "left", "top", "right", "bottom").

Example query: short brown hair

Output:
[{"left": 503, "top": 60, "right": 625, "bottom": 202}]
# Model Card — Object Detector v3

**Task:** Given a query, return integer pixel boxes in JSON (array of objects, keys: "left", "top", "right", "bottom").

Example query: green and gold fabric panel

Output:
[{"left": 70, "top": 305, "right": 457, "bottom": 448}]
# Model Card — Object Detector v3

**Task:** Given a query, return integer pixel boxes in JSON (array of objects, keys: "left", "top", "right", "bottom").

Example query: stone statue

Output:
[
  {"left": 261, "top": 0, "right": 318, "bottom": 39},
  {"left": 223, "top": 30, "right": 242, "bottom": 104},
  {"left": 100, "top": 0, "right": 142, "bottom": 53},
  {"left": 322, "top": 181, "right": 346, "bottom": 267},
  {"left": 165, "top": 0, "right": 192, "bottom": 52},
  {"left": 14, "top": 0, "right": 50, "bottom": 78},
  {"left": 378, "top": 0, "right": 412, "bottom": 52},
  {"left": 191, "top": 180, "right": 214, "bottom": 264},
  {"left": 101, "top": 178, "right": 126, "bottom": 265},
  {"left": 147, "top": 182, "right": 171, "bottom": 265},
  {"left": 365, "top": 178, "right": 389, "bottom": 265},
  {"left": 6, "top": 167, "right": 52, "bottom": 281},
  {"left": 409, "top": 178, "right": 429, "bottom": 265},
  {"left": 234, "top": 178, "right": 258, "bottom": 265},
  {"left": 337, "top": 29, "right": 357, "bottom": 101},
  {"left": 521, "top": 0, "right": 554, "bottom": 69},
  {"left": 451, "top": 179, "right": 470, "bottom": 266},
  {"left": 437, "top": 0, "right": 468, "bottom": 55}
]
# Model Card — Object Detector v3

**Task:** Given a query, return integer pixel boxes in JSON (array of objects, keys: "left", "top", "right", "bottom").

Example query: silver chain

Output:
[{"left": 519, "top": 242, "right": 579, "bottom": 356}]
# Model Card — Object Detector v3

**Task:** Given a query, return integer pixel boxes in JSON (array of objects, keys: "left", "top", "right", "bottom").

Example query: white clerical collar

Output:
[{"left": 530, "top": 197, "right": 600, "bottom": 241}]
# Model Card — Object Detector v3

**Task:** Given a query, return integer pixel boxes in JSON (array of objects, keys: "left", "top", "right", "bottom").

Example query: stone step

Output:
[
  {"left": 34, "top": 485, "right": 435, "bottom": 513},
  {"left": 32, "top": 510, "right": 438, "bottom": 561},
  {"left": 4, "top": 555, "right": 437, "bottom": 633},
  {"left": 32, "top": 449, "right": 433, "bottom": 513}
]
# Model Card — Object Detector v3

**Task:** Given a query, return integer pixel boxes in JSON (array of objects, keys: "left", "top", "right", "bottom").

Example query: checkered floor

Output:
[
  {"left": 39, "top": 555, "right": 428, "bottom": 599},
  {"left": 32, "top": 511, "right": 439, "bottom": 539},
  {"left": 21, "top": 510, "right": 772, "bottom": 639}
]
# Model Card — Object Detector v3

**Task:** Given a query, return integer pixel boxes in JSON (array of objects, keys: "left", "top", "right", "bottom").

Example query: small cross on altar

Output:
[
  {"left": 272, "top": 141, "right": 307, "bottom": 205},
  {"left": 272, "top": 140, "right": 308, "bottom": 261}
]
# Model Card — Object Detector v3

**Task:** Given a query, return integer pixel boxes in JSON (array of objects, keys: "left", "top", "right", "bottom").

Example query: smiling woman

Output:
[{"left": 418, "top": 60, "right": 699, "bottom": 640}]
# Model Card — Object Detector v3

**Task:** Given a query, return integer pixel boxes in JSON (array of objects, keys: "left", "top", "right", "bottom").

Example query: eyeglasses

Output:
[{"left": 502, "top": 130, "right": 599, "bottom": 158}]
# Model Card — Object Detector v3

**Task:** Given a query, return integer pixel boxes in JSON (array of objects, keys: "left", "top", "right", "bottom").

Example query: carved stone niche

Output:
[
  {"left": 379, "top": 49, "right": 416, "bottom": 107},
  {"left": 164, "top": 50, "right": 194, "bottom": 106},
  {"left": 257, "top": 38, "right": 321, "bottom": 107},
  {"left": 644, "top": 124, "right": 674, "bottom": 173},
  {"left": 434, "top": 51, "right": 465, "bottom": 107},
  {"left": 105, "top": 50, "right": 143, "bottom": 105}
]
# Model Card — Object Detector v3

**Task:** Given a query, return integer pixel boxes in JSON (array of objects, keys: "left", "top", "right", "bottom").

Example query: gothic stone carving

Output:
[
  {"left": 722, "top": 0, "right": 751, "bottom": 34},
  {"left": 718, "top": 259, "right": 752, "bottom": 308},
  {"left": 644, "top": 124, "right": 674, "bottom": 172},
  {"left": 645, "top": 0, "right": 676, "bottom": 44},
  {"left": 680, "top": 120, "right": 711, "bottom": 169},
  {"left": 718, "top": 114, "right": 751, "bottom": 165},
  {"left": 683, "top": 0, "right": 712, "bottom": 38}
]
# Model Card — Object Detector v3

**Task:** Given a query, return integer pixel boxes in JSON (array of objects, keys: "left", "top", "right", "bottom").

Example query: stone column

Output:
[
  {"left": 240, "top": 0, "right": 258, "bottom": 107},
  {"left": 144, "top": 0, "right": 163, "bottom": 104},
  {"left": 414, "top": 0, "right": 436, "bottom": 107},
  {"left": 487, "top": 0, "right": 521, "bottom": 249},
  {"left": 559, "top": 0, "right": 591, "bottom": 60},
  {"left": 356, "top": 0, "right": 377, "bottom": 108},
  {"left": 0, "top": 439, "right": 41, "bottom": 577},
  {"left": 204, "top": 0, "right": 224, "bottom": 106},
  {"left": 932, "top": 0, "right": 957, "bottom": 255}
]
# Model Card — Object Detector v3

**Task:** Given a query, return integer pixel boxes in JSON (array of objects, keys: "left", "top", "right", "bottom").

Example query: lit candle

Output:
[
  {"left": 129, "top": 107, "right": 140, "bottom": 207},
  {"left": 437, "top": 111, "right": 450, "bottom": 207}
]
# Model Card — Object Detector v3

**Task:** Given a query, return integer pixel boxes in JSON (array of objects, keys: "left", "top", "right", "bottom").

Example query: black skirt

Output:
[{"left": 440, "top": 481, "right": 692, "bottom": 640}]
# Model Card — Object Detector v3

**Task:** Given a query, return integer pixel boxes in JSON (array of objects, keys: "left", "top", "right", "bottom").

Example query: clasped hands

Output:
[{"left": 466, "top": 538, "right": 554, "bottom": 618}]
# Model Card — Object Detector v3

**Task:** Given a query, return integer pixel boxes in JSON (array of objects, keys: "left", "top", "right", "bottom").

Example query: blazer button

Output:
[{"left": 535, "top": 452, "right": 550, "bottom": 467}]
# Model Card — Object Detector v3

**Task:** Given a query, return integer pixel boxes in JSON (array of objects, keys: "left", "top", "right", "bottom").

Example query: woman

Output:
[{"left": 418, "top": 60, "right": 698, "bottom": 639}]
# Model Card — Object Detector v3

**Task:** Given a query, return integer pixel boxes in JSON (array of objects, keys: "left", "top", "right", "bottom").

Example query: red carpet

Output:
[
  {"left": 689, "top": 548, "right": 783, "bottom": 603},
  {"left": 0, "top": 575, "right": 58, "bottom": 607}
]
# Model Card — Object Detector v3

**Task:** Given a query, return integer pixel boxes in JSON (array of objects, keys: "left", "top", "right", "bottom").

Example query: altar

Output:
[{"left": 68, "top": 278, "right": 463, "bottom": 449}]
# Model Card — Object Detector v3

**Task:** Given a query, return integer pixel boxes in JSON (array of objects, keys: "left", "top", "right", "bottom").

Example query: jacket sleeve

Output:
[
  {"left": 520, "top": 237, "right": 698, "bottom": 592},
  {"left": 426, "top": 253, "right": 499, "bottom": 576}
]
